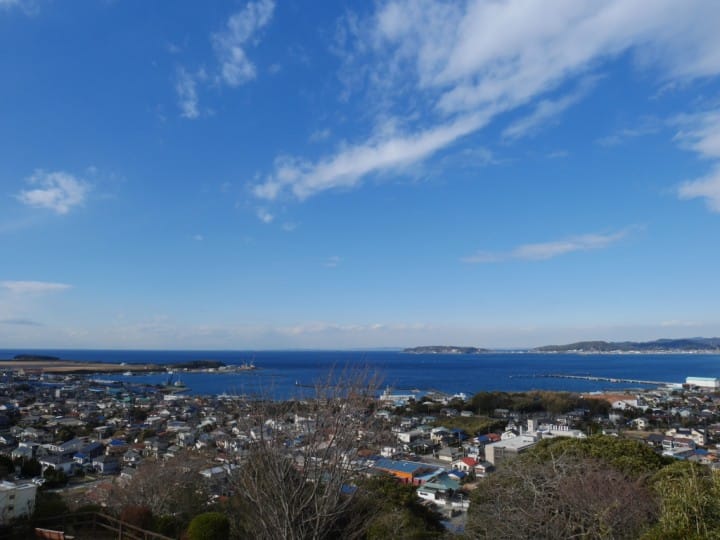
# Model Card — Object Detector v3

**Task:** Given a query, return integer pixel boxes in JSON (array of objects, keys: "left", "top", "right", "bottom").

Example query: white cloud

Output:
[
  {"left": 596, "top": 117, "right": 661, "bottom": 147},
  {"left": 678, "top": 165, "right": 720, "bottom": 212},
  {"left": 502, "top": 77, "right": 598, "bottom": 140},
  {"left": 0, "top": 0, "right": 35, "bottom": 13},
  {"left": 256, "top": 208, "right": 274, "bottom": 223},
  {"left": 212, "top": 0, "right": 275, "bottom": 87},
  {"left": 1, "top": 280, "right": 72, "bottom": 294},
  {"left": 674, "top": 110, "right": 720, "bottom": 159},
  {"left": 16, "top": 170, "right": 90, "bottom": 214},
  {"left": 462, "top": 229, "right": 631, "bottom": 263},
  {"left": 309, "top": 128, "right": 332, "bottom": 143},
  {"left": 176, "top": 67, "right": 204, "bottom": 119},
  {"left": 675, "top": 110, "right": 720, "bottom": 211},
  {"left": 255, "top": 0, "right": 720, "bottom": 203},
  {"left": 324, "top": 256, "right": 342, "bottom": 268},
  {"left": 254, "top": 112, "right": 488, "bottom": 200},
  {"left": 192, "top": 234, "right": 204, "bottom": 241}
]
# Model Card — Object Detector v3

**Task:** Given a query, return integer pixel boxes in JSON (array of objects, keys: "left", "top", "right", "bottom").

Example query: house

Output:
[
  {"left": 451, "top": 457, "right": 478, "bottom": 472},
  {"left": 473, "top": 460, "right": 494, "bottom": 477},
  {"left": 430, "top": 427, "right": 451, "bottom": 443},
  {"left": 38, "top": 455, "right": 76, "bottom": 475},
  {"left": 629, "top": 417, "right": 649, "bottom": 430},
  {"left": 484, "top": 434, "right": 538, "bottom": 465},
  {"left": 436, "top": 446, "right": 463, "bottom": 463},
  {"left": 447, "top": 469, "right": 467, "bottom": 481},
  {"left": 11, "top": 441, "right": 40, "bottom": 460},
  {"left": 106, "top": 439, "right": 128, "bottom": 455},
  {"left": 92, "top": 455, "right": 120, "bottom": 475},
  {"left": 122, "top": 449, "right": 142, "bottom": 467},
  {"left": 665, "top": 427, "right": 705, "bottom": 447},
  {"left": 0, "top": 481, "right": 37, "bottom": 524},
  {"left": 73, "top": 442, "right": 104, "bottom": 464},
  {"left": 372, "top": 458, "right": 439, "bottom": 485}
]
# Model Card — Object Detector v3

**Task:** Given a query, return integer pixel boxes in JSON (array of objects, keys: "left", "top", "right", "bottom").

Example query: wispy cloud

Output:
[
  {"left": 16, "top": 170, "right": 90, "bottom": 214},
  {"left": 254, "top": 112, "right": 488, "bottom": 200},
  {"left": 175, "top": 67, "right": 205, "bottom": 119},
  {"left": 324, "top": 256, "right": 342, "bottom": 268},
  {"left": 1, "top": 280, "right": 72, "bottom": 294},
  {"left": 256, "top": 208, "right": 274, "bottom": 223},
  {"left": 0, "top": 318, "right": 43, "bottom": 326},
  {"left": 175, "top": 0, "right": 275, "bottom": 118},
  {"left": 0, "top": 0, "right": 36, "bottom": 14},
  {"left": 254, "top": 1, "right": 720, "bottom": 204},
  {"left": 675, "top": 109, "right": 720, "bottom": 211},
  {"left": 502, "top": 77, "right": 599, "bottom": 140},
  {"left": 462, "top": 229, "right": 632, "bottom": 263},
  {"left": 678, "top": 165, "right": 720, "bottom": 212},
  {"left": 596, "top": 117, "right": 661, "bottom": 147},
  {"left": 309, "top": 128, "right": 332, "bottom": 143},
  {"left": 192, "top": 234, "right": 204, "bottom": 241},
  {"left": 212, "top": 0, "right": 275, "bottom": 87}
]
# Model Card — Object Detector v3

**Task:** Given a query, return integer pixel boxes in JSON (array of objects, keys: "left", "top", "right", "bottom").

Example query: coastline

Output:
[{"left": 0, "top": 360, "right": 160, "bottom": 374}]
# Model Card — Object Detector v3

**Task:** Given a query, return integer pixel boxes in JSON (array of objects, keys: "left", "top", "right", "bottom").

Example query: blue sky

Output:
[{"left": 2, "top": 0, "right": 720, "bottom": 349}]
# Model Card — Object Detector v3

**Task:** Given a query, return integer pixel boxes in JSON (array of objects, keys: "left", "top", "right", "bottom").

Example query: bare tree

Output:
[
  {"left": 108, "top": 450, "right": 210, "bottom": 520},
  {"left": 225, "top": 367, "right": 386, "bottom": 540},
  {"left": 466, "top": 452, "right": 659, "bottom": 539}
]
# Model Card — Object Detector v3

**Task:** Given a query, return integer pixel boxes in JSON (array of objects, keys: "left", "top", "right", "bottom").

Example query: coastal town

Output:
[{"left": 1, "top": 359, "right": 720, "bottom": 536}]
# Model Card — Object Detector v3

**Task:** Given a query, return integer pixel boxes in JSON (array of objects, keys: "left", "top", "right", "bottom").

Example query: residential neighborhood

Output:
[{"left": 1, "top": 367, "right": 720, "bottom": 533}]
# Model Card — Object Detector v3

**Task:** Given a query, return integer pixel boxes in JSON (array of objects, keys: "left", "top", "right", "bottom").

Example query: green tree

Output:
[
  {"left": 357, "top": 476, "right": 444, "bottom": 540},
  {"left": 187, "top": 512, "right": 230, "bottom": 540},
  {"left": 18, "top": 457, "right": 41, "bottom": 478},
  {"left": 643, "top": 461, "right": 720, "bottom": 539}
]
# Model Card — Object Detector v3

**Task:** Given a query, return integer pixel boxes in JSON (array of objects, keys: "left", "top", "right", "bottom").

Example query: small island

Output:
[{"left": 403, "top": 346, "right": 489, "bottom": 354}]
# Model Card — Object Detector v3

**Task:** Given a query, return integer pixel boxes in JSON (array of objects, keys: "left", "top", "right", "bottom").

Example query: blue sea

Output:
[{"left": 2, "top": 349, "right": 719, "bottom": 399}]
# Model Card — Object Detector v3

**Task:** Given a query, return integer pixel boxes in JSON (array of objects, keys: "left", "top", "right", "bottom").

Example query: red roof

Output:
[{"left": 461, "top": 457, "right": 477, "bottom": 467}]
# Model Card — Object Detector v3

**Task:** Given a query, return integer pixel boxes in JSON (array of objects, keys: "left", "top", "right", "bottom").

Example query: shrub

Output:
[{"left": 187, "top": 512, "right": 230, "bottom": 540}]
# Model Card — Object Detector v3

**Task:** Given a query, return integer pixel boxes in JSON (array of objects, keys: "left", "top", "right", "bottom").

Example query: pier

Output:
[{"left": 517, "top": 373, "right": 679, "bottom": 386}]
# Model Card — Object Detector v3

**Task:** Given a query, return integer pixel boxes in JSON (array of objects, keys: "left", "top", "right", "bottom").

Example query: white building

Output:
[
  {"left": 484, "top": 434, "right": 538, "bottom": 465},
  {"left": 686, "top": 377, "right": 720, "bottom": 389},
  {"left": 0, "top": 481, "right": 37, "bottom": 524}
]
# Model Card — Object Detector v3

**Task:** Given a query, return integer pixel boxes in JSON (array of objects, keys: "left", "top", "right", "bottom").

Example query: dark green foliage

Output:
[
  {"left": 187, "top": 512, "right": 230, "bottom": 540},
  {"left": 17, "top": 457, "right": 41, "bottom": 478},
  {"left": 128, "top": 407, "right": 148, "bottom": 423},
  {"left": 0, "top": 455, "right": 14, "bottom": 479},
  {"left": 643, "top": 461, "right": 720, "bottom": 539},
  {"left": 154, "top": 515, "right": 182, "bottom": 538},
  {"left": 470, "top": 390, "right": 610, "bottom": 417},
  {"left": 357, "top": 476, "right": 444, "bottom": 540},
  {"left": 527, "top": 435, "right": 668, "bottom": 477},
  {"left": 42, "top": 466, "right": 68, "bottom": 488},
  {"left": 32, "top": 492, "right": 69, "bottom": 521},
  {"left": 55, "top": 427, "right": 77, "bottom": 443}
]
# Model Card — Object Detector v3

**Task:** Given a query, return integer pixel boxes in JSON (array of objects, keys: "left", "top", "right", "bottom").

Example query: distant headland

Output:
[
  {"left": 403, "top": 346, "right": 489, "bottom": 354},
  {"left": 533, "top": 338, "right": 720, "bottom": 354},
  {"left": 404, "top": 338, "right": 720, "bottom": 355}
]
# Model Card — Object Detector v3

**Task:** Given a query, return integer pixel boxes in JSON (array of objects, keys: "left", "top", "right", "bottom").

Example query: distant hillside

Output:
[
  {"left": 534, "top": 338, "right": 720, "bottom": 353},
  {"left": 403, "top": 346, "right": 489, "bottom": 354},
  {"left": 7, "top": 354, "right": 61, "bottom": 362}
]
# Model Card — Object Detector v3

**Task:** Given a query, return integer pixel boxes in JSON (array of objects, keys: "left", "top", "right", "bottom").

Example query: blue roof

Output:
[
  {"left": 374, "top": 458, "right": 428, "bottom": 475},
  {"left": 81, "top": 442, "right": 104, "bottom": 452}
]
